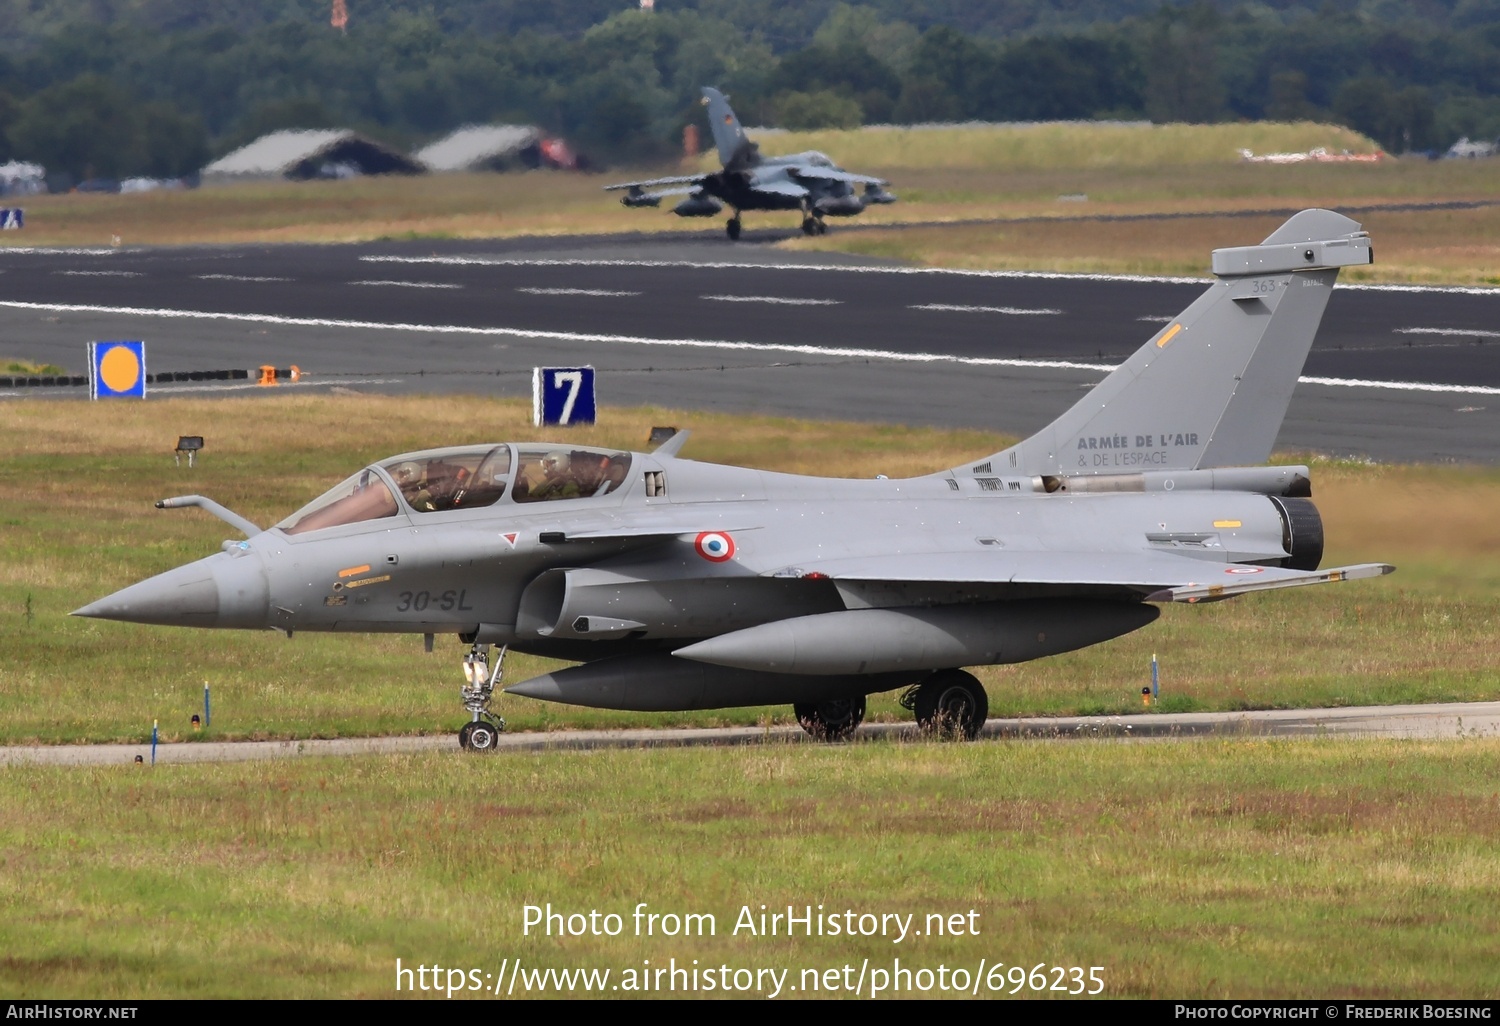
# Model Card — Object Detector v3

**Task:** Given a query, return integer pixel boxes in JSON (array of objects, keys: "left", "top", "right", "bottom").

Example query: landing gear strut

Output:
[
  {"left": 726, "top": 216, "right": 742, "bottom": 241},
  {"left": 458, "top": 644, "right": 506, "bottom": 751},
  {"left": 904, "top": 669, "right": 988, "bottom": 741},
  {"left": 794, "top": 695, "right": 866, "bottom": 742}
]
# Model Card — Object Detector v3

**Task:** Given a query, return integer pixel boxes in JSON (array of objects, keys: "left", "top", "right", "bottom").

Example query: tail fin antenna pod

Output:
[
  {"left": 958, "top": 209, "right": 1372, "bottom": 480},
  {"left": 701, "top": 86, "right": 758, "bottom": 171}
]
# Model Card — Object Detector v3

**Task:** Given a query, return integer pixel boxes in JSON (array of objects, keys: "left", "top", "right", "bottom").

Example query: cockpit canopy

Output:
[
  {"left": 276, "top": 444, "right": 633, "bottom": 535},
  {"left": 787, "top": 150, "right": 836, "bottom": 168}
]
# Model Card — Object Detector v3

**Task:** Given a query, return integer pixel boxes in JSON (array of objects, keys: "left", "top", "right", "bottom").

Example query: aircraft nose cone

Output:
[
  {"left": 72, "top": 551, "right": 268, "bottom": 628},
  {"left": 73, "top": 560, "right": 219, "bottom": 626}
]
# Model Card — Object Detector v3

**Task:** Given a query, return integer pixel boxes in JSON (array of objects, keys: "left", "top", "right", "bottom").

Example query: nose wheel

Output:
[{"left": 459, "top": 644, "right": 506, "bottom": 752}]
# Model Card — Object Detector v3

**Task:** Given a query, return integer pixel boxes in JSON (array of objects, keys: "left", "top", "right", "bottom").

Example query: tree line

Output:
[{"left": 1, "top": 1, "right": 1497, "bottom": 181}]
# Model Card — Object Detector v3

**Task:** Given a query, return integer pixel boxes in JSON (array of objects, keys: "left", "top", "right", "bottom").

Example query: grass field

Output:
[
  {"left": 4, "top": 737, "right": 1498, "bottom": 998},
  {"left": 694, "top": 120, "right": 1384, "bottom": 173},
  {"left": 0, "top": 395, "right": 1495, "bottom": 747},
  {"left": 3, "top": 119, "right": 1495, "bottom": 1002},
  {"left": 4, "top": 120, "right": 1496, "bottom": 285}
]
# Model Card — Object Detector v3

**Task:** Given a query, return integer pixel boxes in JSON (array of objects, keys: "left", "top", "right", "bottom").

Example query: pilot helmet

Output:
[
  {"left": 541, "top": 452, "right": 570, "bottom": 474},
  {"left": 393, "top": 461, "right": 423, "bottom": 484}
]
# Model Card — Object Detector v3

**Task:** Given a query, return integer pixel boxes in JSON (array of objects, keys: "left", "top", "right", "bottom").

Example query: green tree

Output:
[
  {"left": 0, "top": 90, "right": 18, "bottom": 162},
  {"left": 1332, "top": 77, "right": 1439, "bottom": 152},
  {"left": 1139, "top": 1, "right": 1226, "bottom": 123},
  {"left": 772, "top": 88, "right": 863, "bottom": 129},
  {"left": 136, "top": 100, "right": 208, "bottom": 177},
  {"left": 9, "top": 74, "right": 137, "bottom": 179},
  {"left": 892, "top": 75, "right": 962, "bottom": 124},
  {"left": 779, "top": 43, "right": 901, "bottom": 123},
  {"left": 812, "top": 3, "right": 921, "bottom": 74},
  {"left": 1265, "top": 71, "right": 1321, "bottom": 121}
]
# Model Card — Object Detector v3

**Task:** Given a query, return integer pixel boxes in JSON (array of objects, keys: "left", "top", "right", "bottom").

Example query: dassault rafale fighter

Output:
[
  {"left": 604, "top": 86, "right": 895, "bottom": 240},
  {"left": 77, "top": 210, "right": 1393, "bottom": 750}
]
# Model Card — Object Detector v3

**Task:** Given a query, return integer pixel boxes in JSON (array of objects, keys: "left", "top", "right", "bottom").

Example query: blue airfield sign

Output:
[
  {"left": 88, "top": 341, "right": 147, "bottom": 399},
  {"left": 532, "top": 366, "right": 597, "bottom": 427}
]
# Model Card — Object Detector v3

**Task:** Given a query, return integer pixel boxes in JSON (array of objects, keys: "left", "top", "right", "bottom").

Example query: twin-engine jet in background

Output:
[
  {"left": 76, "top": 209, "right": 1393, "bottom": 751},
  {"left": 604, "top": 86, "right": 896, "bottom": 240}
]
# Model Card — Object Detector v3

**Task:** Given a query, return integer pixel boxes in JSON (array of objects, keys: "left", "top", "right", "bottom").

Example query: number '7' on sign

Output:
[{"left": 532, "top": 366, "right": 597, "bottom": 427}]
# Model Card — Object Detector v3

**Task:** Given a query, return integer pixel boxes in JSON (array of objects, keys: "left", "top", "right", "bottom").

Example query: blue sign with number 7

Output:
[{"left": 532, "top": 366, "right": 597, "bottom": 426}]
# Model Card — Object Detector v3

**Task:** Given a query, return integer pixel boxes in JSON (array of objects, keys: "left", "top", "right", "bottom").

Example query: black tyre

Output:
[
  {"left": 793, "top": 696, "right": 867, "bottom": 742},
  {"left": 459, "top": 720, "right": 499, "bottom": 752},
  {"left": 726, "top": 217, "right": 742, "bottom": 241},
  {"left": 801, "top": 217, "right": 817, "bottom": 235},
  {"left": 913, "top": 670, "right": 988, "bottom": 741}
]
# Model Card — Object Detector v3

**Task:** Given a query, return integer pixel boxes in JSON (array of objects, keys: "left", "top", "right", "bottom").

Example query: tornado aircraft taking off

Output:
[
  {"left": 76, "top": 210, "right": 1393, "bottom": 750},
  {"left": 604, "top": 86, "right": 896, "bottom": 240}
]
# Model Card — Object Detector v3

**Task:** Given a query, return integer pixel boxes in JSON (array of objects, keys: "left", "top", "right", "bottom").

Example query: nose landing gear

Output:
[{"left": 459, "top": 644, "right": 506, "bottom": 751}]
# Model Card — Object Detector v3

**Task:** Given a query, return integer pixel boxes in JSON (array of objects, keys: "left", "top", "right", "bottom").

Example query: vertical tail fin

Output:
[
  {"left": 957, "top": 209, "right": 1372, "bottom": 479},
  {"left": 701, "top": 86, "right": 758, "bottom": 170}
]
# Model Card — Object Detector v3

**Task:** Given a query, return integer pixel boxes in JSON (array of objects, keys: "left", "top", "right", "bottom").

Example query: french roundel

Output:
[
  {"left": 1224, "top": 566, "right": 1265, "bottom": 575},
  {"left": 695, "top": 531, "right": 736, "bottom": 562}
]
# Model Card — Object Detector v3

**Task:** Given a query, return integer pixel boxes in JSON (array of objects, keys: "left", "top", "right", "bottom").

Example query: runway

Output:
[
  {"left": 5, "top": 702, "right": 1497, "bottom": 766},
  {"left": 2, "top": 231, "right": 1497, "bottom": 463}
]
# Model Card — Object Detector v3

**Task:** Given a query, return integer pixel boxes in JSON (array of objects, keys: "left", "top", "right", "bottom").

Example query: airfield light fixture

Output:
[{"left": 174, "top": 436, "right": 204, "bottom": 468}]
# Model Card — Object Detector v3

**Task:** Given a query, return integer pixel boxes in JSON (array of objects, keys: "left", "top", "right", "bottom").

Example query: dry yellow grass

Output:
[{"left": 698, "top": 120, "right": 1383, "bottom": 173}]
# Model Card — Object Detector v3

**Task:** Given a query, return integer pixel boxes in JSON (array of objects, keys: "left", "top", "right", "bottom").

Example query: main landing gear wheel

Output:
[
  {"left": 910, "top": 670, "right": 988, "bottom": 741},
  {"left": 726, "top": 216, "right": 742, "bottom": 241},
  {"left": 458, "top": 643, "right": 507, "bottom": 752},
  {"left": 800, "top": 216, "right": 827, "bottom": 236},
  {"left": 794, "top": 696, "right": 866, "bottom": 742}
]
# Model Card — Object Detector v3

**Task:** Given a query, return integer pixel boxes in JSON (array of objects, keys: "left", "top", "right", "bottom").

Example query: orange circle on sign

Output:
[{"left": 99, "top": 345, "right": 140, "bottom": 392}]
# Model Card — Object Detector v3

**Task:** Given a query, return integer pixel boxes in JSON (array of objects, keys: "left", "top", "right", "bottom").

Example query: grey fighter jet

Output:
[
  {"left": 76, "top": 209, "right": 1393, "bottom": 750},
  {"left": 604, "top": 86, "right": 896, "bottom": 240}
]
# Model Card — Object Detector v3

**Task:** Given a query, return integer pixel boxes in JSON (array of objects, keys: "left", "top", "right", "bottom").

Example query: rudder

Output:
[{"left": 701, "top": 86, "right": 757, "bottom": 170}]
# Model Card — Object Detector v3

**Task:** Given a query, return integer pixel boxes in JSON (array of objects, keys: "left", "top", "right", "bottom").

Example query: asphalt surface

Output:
[
  {"left": 1, "top": 227, "right": 1497, "bottom": 464},
  {"left": 5, "top": 702, "right": 1497, "bottom": 766}
]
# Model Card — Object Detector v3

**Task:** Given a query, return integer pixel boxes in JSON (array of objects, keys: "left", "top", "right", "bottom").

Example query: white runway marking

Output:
[
  {"left": 1299, "top": 376, "right": 1500, "bottom": 396},
  {"left": 361, "top": 254, "right": 1500, "bottom": 296},
  {"left": 196, "top": 273, "right": 292, "bottom": 283},
  {"left": 350, "top": 279, "right": 461, "bottom": 289},
  {"left": 1136, "top": 315, "right": 1176, "bottom": 323},
  {"left": 367, "top": 253, "right": 1205, "bottom": 285},
  {"left": 0, "top": 246, "right": 121, "bottom": 255},
  {"left": 54, "top": 269, "right": 141, "bottom": 277},
  {"left": 702, "top": 294, "right": 841, "bottom": 306},
  {"left": 2, "top": 299, "right": 1496, "bottom": 395},
  {"left": 910, "top": 303, "right": 1060, "bottom": 316},
  {"left": 1396, "top": 327, "right": 1500, "bottom": 339},
  {"left": 517, "top": 287, "right": 639, "bottom": 297}
]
